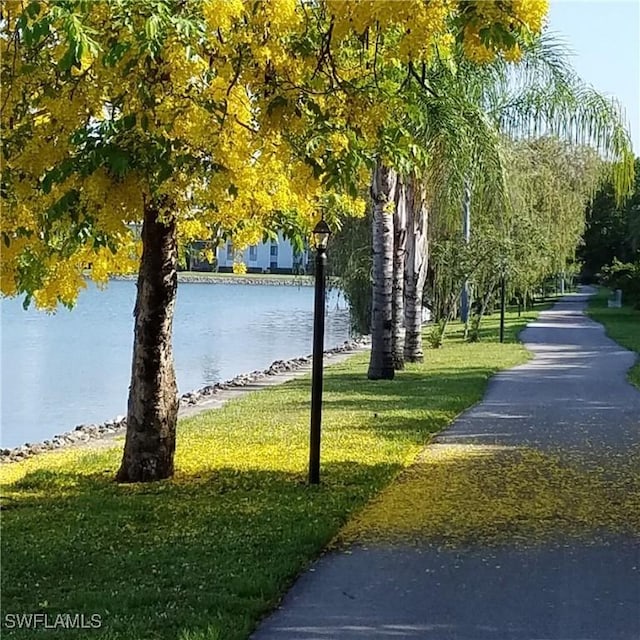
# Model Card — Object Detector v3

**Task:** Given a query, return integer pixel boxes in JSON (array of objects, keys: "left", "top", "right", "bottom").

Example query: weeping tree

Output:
[
  {"left": 497, "top": 138, "right": 604, "bottom": 311},
  {"left": 411, "top": 33, "right": 634, "bottom": 349},
  {"left": 425, "top": 235, "right": 472, "bottom": 346},
  {"left": 327, "top": 214, "right": 372, "bottom": 335}
]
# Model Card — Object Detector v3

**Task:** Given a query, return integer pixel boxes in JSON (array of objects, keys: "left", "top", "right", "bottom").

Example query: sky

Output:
[{"left": 546, "top": 0, "right": 640, "bottom": 155}]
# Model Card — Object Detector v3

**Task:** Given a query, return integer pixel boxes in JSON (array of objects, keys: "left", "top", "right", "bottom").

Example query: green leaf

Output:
[
  {"left": 16, "top": 13, "right": 28, "bottom": 32},
  {"left": 145, "top": 15, "right": 160, "bottom": 41},
  {"left": 26, "top": 1, "right": 41, "bottom": 19},
  {"left": 103, "top": 41, "right": 130, "bottom": 67},
  {"left": 157, "top": 162, "right": 173, "bottom": 184},
  {"left": 40, "top": 168, "right": 59, "bottom": 195},
  {"left": 107, "top": 150, "right": 130, "bottom": 177},
  {"left": 122, "top": 114, "right": 136, "bottom": 130},
  {"left": 58, "top": 47, "right": 76, "bottom": 73}
]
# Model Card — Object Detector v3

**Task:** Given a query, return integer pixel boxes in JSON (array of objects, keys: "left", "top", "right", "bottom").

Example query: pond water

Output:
[{"left": 0, "top": 280, "right": 351, "bottom": 448}]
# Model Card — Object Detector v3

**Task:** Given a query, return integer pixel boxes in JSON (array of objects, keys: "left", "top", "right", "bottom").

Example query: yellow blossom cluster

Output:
[
  {"left": 201, "top": 0, "right": 245, "bottom": 32},
  {"left": 462, "top": 0, "right": 549, "bottom": 63},
  {"left": 80, "top": 171, "right": 145, "bottom": 229},
  {"left": 328, "top": 0, "right": 548, "bottom": 64},
  {"left": 1, "top": 0, "right": 550, "bottom": 308},
  {"left": 31, "top": 259, "right": 88, "bottom": 309},
  {"left": 328, "top": 132, "right": 351, "bottom": 155}
]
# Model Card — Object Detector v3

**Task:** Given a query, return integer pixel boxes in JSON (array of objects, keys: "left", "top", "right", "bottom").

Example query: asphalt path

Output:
[{"left": 252, "top": 289, "right": 640, "bottom": 640}]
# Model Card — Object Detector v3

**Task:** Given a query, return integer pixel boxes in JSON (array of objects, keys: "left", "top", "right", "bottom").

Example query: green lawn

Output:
[
  {"left": 587, "top": 287, "right": 640, "bottom": 388},
  {"left": 1, "top": 305, "right": 546, "bottom": 640}
]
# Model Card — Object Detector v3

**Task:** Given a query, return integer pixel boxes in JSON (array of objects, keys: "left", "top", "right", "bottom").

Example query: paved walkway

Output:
[{"left": 253, "top": 290, "right": 640, "bottom": 640}]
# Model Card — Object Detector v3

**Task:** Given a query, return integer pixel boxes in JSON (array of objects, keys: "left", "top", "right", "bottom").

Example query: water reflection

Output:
[{"left": 1, "top": 280, "right": 351, "bottom": 448}]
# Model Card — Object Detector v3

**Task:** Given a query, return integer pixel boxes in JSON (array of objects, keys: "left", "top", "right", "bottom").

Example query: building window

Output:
[
  {"left": 249, "top": 245, "right": 258, "bottom": 262},
  {"left": 270, "top": 242, "right": 278, "bottom": 257},
  {"left": 226, "top": 242, "right": 233, "bottom": 261}
]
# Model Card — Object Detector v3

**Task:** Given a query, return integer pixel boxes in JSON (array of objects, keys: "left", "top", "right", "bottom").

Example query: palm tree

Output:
[
  {"left": 395, "top": 58, "right": 510, "bottom": 360},
  {"left": 392, "top": 178, "right": 407, "bottom": 370},
  {"left": 367, "top": 161, "right": 397, "bottom": 380},
  {"left": 397, "top": 33, "right": 634, "bottom": 357},
  {"left": 404, "top": 175, "right": 429, "bottom": 362}
]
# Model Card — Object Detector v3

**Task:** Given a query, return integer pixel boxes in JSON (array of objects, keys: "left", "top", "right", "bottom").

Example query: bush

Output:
[
  {"left": 599, "top": 259, "right": 640, "bottom": 308},
  {"left": 467, "top": 314, "right": 482, "bottom": 342},
  {"left": 427, "top": 319, "right": 448, "bottom": 348}
]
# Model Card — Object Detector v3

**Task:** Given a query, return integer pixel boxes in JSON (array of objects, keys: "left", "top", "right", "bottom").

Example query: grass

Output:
[
  {"left": 587, "top": 287, "right": 640, "bottom": 388},
  {"left": 1, "top": 304, "right": 546, "bottom": 640}
]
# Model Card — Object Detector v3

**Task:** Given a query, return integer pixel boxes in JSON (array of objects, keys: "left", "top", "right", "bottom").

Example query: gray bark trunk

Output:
[
  {"left": 469, "top": 280, "right": 499, "bottom": 341},
  {"left": 368, "top": 161, "right": 397, "bottom": 380},
  {"left": 460, "top": 181, "right": 471, "bottom": 325},
  {"left": 117, "top": 201, "right": 179, "bottom": 483},
  {"left": 392, "top": 178, "right": 407, "bottom": 370},
  {"left": 404, "top": 177, "right": 429, "bottom": 362}
]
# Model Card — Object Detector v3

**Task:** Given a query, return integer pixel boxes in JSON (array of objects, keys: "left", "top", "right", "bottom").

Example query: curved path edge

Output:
[{"left": 252, "top": 288, "right": 640, "bottom": 640}]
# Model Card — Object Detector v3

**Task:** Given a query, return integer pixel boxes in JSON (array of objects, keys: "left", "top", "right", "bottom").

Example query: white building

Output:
[{"left": 190, "top": 233, "right": 309, "bottom": 274}]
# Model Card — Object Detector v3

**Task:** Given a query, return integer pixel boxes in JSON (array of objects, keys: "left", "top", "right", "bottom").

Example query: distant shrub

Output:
[
  {"left": 600, "top": 259, "right": 640, "bottom": 308},
  {"left": 467, "top": 314, "right": 482, "bottom": 342},
  {"left": 427, "top": 320, "right": 448, "bottom": 349}
]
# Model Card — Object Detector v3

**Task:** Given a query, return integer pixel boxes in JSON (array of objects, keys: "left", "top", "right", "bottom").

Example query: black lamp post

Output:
[
  {"left": 308, "top": 219, "right": 331, "bottom": 485},
  {"left": 499, "top": 273, "right": 506, "bottom": 343}
]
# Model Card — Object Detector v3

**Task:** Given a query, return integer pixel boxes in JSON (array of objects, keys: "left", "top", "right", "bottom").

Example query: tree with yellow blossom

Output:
[
  {"left": 2, "top": 0, "right": 552, "bottom": 482},
  {"left": 2, "top": 0, "right": 327, "bottom": 481}
]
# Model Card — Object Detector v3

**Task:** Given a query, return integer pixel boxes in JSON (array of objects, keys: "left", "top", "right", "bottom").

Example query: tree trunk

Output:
[
  {"left": 117, "top": 201, "right": 179, "bottom": 483},
  {"left": 368, "top": 161, "right": 397, "bottom": 380},
  {"left": 404, "top": 177, "right": 429, "bottom": 363},
  {"left": 468, "top": 280, "right": 498, "bottom": 341},
  {"left": 392, "top": 178, "right": 407, "bottom": 370},
  {"left": 460, "top": 181, "right": 472, "bottom": 326}
]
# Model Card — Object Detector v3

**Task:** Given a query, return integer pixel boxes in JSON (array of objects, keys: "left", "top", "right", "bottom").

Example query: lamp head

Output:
[{"left": 312, "top": 219, "right": 331, "bottom": 250}]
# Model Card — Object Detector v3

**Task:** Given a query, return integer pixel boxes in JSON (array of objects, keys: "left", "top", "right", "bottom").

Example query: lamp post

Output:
[
  {"left": 309, "top": 219, "right": 331, "bottom": 485},
  {"left": 499, "top": 273, "right": 506, "bottom": 343},
  {"left": 460, "top": 180, "right": 471, "bottom": 324}
]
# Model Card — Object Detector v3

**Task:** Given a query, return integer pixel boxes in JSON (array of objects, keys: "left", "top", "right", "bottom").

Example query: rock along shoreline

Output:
[
  {"left": 112, "top": 273, "right": 316, "bottom": 286},
  {"left": 0, "top": 337, "right": 369, "bottom": 464}
]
